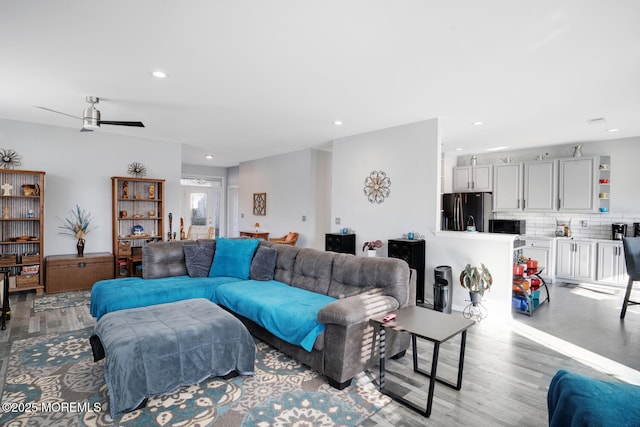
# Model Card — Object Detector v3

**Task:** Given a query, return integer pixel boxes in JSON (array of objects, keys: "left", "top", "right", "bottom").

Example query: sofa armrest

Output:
[{"left": 318, "top": 291, "right": 400, "bottom": 326}]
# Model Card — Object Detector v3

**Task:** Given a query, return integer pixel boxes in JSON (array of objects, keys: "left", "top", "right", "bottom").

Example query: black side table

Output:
[
  {"left": 388, "top": 239, "right": 426, "bottom": 303},
  {"left": 325, "top": 233, "right": 356, "bottom": 255}
]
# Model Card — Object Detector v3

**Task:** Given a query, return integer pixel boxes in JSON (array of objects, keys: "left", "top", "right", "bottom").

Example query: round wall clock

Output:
[
  {"left": 363, "top": 170, "right": 391, "bottom": 204},
  {"left": 127, "top": 162, "right": 147, "bottom": 177},
  {"left": 0, "top": 148, "right": 22, "bottom": 169}
]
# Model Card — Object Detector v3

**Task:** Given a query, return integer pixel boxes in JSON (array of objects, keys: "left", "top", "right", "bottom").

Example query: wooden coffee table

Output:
[{"left": 372, "top": 306, "right": 475, "bottom": 417}]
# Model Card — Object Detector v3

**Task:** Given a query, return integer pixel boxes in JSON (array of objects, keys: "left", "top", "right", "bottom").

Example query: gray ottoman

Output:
[{"left": 90, "top": 298, "right": 256, "bottom": 419}]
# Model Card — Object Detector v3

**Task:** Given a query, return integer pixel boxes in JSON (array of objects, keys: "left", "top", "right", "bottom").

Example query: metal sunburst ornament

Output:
[
  {"left": 127, "top": 162, "right": 147, "bottom": 177},
  {"left": 363, "top": 170, "right": 391, "bottom": 204},
  {"left": 0, "top": 148, "right": 22, "bottom": 169}
]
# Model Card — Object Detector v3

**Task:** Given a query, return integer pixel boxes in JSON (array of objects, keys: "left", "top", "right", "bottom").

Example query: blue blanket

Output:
[
  {"left": 90, "top": 276, "right": 241, "bottom": 320},
  {"left": 215, "top": 280, "right": 335, "bottom": 352},
  {"left": 548, "top": 369, "right": 640, "bottom": 426}
]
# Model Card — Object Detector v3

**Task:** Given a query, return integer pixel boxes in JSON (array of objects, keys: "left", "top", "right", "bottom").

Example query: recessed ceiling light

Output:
[
  {"left": 607, "top": 128, "right": 619, "bottom": 133},
  {"left": 205, "top": 154, "right": 213, "bottom": 159},
  {"left": 152, "top": 70, "right": 167, "bottom": 78},
  {"left": 473, "top": 121, "right": 484, "bottom": 126},
  {"left": 333, "top": 120, "right": 343, "bottom": 126},
  {"left": 487, "top": 146, "right": 509, "bottom": 151},
  {"left": 455, "top": 148, "right": 463, "bottom": 151}
]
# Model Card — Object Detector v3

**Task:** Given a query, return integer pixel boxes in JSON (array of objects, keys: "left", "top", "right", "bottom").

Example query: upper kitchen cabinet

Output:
[
  {"left": 523, "top": 159, "right": 556, "bottom": 211},
  {"left": 452, "top": 165, "right": 493, "bottom": 192},
  {"left": 493, "top": 163, "right": 523, "bottom": 211},
  {"left": 558, "top": 157, "right": 596, "bottom": 211}
]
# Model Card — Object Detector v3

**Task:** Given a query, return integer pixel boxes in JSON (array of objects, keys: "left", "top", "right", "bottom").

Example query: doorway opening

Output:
[{"left": 180, "top": 177, "right": 224, "bottom": 238}]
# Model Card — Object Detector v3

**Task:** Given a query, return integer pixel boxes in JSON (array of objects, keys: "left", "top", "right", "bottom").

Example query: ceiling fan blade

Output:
[
  {"left": 99, "top": 120, "right": 145, "bottom": 128},
  {"left": 34, "top": 105, "right": 82, "bottom": 120}
]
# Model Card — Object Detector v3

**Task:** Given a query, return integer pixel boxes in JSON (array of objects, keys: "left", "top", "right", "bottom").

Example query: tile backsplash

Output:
[{"left": 494, "top": 212, "right": 640, "bottom": 240}]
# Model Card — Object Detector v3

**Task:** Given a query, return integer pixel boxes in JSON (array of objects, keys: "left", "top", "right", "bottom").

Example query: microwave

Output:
[{"left": 488, "top": 219, "right": 526, "bottom": 235}]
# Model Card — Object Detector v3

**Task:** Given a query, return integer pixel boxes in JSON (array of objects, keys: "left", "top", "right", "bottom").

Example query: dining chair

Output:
[
  {"left": 186, "top": 225, "right": 215, "bottom": 240},
  {"left": 620, "top": 237, "right": 640, "bottom": 319}
]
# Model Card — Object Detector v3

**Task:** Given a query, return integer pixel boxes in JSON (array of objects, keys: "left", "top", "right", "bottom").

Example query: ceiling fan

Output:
[{"left": 35, "top": 96, "right": 145, "bottom": 132}]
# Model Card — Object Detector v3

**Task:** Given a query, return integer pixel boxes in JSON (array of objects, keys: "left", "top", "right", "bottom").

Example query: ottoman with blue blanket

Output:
[
  {"left": 548, "top": 369, "right": 640, "bottom": 426},
  {"left": 90, "top": 298, "right": 256, "bottom": 419}
]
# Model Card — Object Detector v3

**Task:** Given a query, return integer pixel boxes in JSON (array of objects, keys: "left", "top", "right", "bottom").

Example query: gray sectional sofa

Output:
[{"left": 90, "top": 238, "right": 416, "bottom": 389}]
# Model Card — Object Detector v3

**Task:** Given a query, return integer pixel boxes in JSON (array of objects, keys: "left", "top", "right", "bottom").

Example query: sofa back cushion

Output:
[
  {"left": 328, "top": 254, "right": 410, "bottom": 305},
  {"left": 271, "top": 244, "right": 299, "bottom": 284},
  {"left": 209, "top": 237, "right": 260, "bottom": 279},
  {"left": 143, "top": 241, "right": 196, "bottom": 279},
  {"left": 291, "top": 248, "right": 335, "bottom": 294}
]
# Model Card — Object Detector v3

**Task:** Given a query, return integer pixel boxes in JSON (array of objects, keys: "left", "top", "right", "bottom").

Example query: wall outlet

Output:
[
  {"left": 581, "top": 220, "right": 587, "bottom": 227},
  {"left": 302, "top": 215, "right": 306, "bottom": 222},
  {"left": 335, "top": 217, "right": 341, "bottom": 225}
]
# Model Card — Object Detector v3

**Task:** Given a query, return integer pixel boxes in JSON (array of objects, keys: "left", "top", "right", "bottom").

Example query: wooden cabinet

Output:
[
  {"left": 493, "top": 163, "right": 523, "bottom": 211},
  {"left": 325, "top": 233, "right": 355, "bottom": 255},
  {"left": 453, "top": 165, "right": 492, "bottom": 192},
  {"left": 112, "top": 176, "right": 164, "bottom": 277},
  {"left": 0, "top": 169, "right": 45, "bottom": 294},
  {"left": 523, "top": 160, "right": 556, "bottom": 211},
  {"left": 596, "top": 242, "right": 627, "bottom": 286},
  {"left": 556, "top": 239, "right": 595, "bottom": 282},
  {"left": 46, "top": 252, "right": 114, "bottom": 293},
  {"left": 521, "top": 238, "right": 554, "bottom": 282},
  {"left": 240, "top": 231, "right": 269, "bottom": 239},
  {"left": 388, "top": 239, "right": 426, "bottom": 303},
  {"left": 558, "top": 157, "right": 596, "bottom": 211}
]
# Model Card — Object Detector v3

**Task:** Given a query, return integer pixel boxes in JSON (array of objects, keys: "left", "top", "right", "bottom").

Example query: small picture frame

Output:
[{"left": 253, "top": 193, "right": 266, "bottom": 216}]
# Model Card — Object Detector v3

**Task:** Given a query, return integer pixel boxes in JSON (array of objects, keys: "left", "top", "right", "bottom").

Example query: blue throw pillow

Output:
[{"left": 209, "top": 237, "right": 260, "bottom": 279}]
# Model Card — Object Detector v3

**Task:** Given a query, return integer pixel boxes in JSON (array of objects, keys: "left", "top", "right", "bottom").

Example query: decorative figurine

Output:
[
  {"left": 1, "top": 183, "right": 13, "bottom": 196},
  {"left": 122, "top": 181, "right": 129, "bottom": 199},
  {"left": 148, "top": 184, "right": 155, "bottom": 199},
  {"left": 2, "top": 207, "right": 9, "bottom": 219},
  {"left": 180, "top": 217, "right": 185, "bottom": 240}
]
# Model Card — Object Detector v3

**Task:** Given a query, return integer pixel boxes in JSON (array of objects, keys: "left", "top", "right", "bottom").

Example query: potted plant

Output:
[
  {"left": 362, "top": 240, "right": 383, "bottom": 257},
  {"left": 459, "top": 263, "right": 492, "bottom": 305},
  {"left": 59, "top": 204, "right": 97, "bottom": 256}
]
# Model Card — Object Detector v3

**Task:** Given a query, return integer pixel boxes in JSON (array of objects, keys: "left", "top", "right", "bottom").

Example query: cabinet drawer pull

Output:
[{"left": 77, "top": 262, "right": 87, "bottom": 268}]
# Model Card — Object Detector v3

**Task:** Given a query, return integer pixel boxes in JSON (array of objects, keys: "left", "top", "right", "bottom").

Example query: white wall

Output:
[
  {"left": 0, "top": 118, "right": 182, "bottom": 256},
  {"left": 238, "top": 149, "right": 331, "bottom": 249},
  {"left": 331, "top": 119, "right": 440, "bottom": 252}
]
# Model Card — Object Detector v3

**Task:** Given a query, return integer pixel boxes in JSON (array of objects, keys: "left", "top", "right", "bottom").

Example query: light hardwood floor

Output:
[{"left": 1, "top": 282, "right": 639, "bottom": 426}]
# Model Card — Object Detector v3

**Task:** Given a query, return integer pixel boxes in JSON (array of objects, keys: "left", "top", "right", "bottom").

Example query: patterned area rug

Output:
[
  {"left": 0, "top": 328, "right": 390, "bottom": 426},
  {"left": 32, "top": 290, "right": 92, "bottom": 312}
]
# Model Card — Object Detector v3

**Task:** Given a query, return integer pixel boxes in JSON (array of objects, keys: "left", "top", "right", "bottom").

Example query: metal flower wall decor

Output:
[
  {"left": 0, "top": 148, "right": 22, "bottom": 169},
  {"left": 363, "top": 170, "right": 391, "bottom": 204},
  {"left": 127, "top": 162, "right": 147, "bottom": 177}
]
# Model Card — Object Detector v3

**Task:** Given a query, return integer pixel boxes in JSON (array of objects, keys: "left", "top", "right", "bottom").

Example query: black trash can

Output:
[{"left": 434, "top": 265, "right": 453, "bottom": 313}]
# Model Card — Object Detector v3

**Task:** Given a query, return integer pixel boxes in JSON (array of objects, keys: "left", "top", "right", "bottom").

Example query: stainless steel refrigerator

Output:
[{"left": 441, "top": 192, "right": 493, "bottom": 232}]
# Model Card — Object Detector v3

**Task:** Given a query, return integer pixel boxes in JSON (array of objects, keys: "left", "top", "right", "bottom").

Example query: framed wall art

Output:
[{"left": 253, "top": 192, "right": 266, "bottom": 215}]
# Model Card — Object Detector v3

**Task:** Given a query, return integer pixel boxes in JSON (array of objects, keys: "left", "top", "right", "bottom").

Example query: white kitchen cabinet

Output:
[
  {"left": 453, "top": 165, "right": 492, "bottom": 192},
  {"left": 493, "top": 163, "right": 523, "bottom": 211},
  {"left": 522, "top": 238, "right": 554, "bottom": 282},
  {"left": 523, "top": 160, "right": 556, "bottom": 211},
  {"left": 558, "top": 157, "right": 596, "bottom": 211},
  {"left": 556, "top": 239, "right": 596, "bottom": 282},
  {"left": 597, "top": 241, "right": 628, "bottom": 286}
]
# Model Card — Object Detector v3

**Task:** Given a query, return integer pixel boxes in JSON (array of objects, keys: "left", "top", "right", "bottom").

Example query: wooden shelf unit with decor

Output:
[
  {"left": 111, "top": 176, "right": 165, "bottom": 278},
  {"left": 0, "top": 169, "right": 45, "bottom": 294}
]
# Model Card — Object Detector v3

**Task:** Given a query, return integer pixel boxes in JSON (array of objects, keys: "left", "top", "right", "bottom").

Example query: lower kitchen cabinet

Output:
[
  {"left": 555, "top": 239, "right": 596, "bottom": 282},
  {"left": 46, "top": 252, "right": 114, "bottom": 293},
  {"left": 521, "top": 238, "right": 554, "bottom": 282},
  {"left": 596, "top": 241, "right": 628, "bottom": 286}
]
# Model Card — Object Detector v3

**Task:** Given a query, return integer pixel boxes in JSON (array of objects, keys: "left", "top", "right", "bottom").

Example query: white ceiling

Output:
[{"left": 1, "top": 1, "right": 639, "bottom": 167}]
